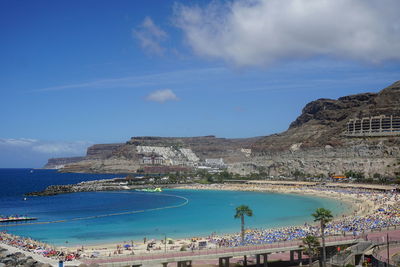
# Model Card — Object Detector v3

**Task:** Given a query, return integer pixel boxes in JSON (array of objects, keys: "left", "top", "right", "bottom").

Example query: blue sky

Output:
[{"left": 1, "top": 0, "right": 400, "bottom": 167}]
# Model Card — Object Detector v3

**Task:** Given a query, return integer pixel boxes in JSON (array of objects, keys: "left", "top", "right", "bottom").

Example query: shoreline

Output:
[
  {"left": 175, "top": 183, "right": 371, "bottom": 218},
  {"left": 2, "top": 182, "right": 397, "bottom": 261},
  {"left": 61, "top": 183, "right": 380, "bottom": 256},
  {"left": 64, "top": 185, "right": 355, "bottom": 245}
]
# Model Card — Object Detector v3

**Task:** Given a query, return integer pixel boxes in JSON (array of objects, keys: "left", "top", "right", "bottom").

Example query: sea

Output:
[{"left": 0, "top": 168, "right": 349, "bottom": 246}]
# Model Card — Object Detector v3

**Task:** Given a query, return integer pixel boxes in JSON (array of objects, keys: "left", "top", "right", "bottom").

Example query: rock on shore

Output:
[{"left": 0, "top": 247, "right": 48, "bottom": 267}]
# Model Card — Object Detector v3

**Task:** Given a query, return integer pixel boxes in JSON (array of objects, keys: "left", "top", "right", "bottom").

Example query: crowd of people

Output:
[
  {"left": 206, "top": 186, "right": 400, "bottom": 247},
  {"left": 0, "top": 231, "right": 80, "bottom": 261}
]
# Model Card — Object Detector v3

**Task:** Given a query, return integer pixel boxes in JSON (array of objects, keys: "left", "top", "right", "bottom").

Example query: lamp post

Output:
[
  {"left": 387, "top": 233, "right": 390, "bottom": 267},
  {"left": 163, "top": 234, "right": 167, "bottom": 253}
]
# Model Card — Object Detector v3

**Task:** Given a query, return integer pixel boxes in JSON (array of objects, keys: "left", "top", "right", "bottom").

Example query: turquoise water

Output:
[{"left": 0, "top": 187, "right": 348, "bottom": 246}]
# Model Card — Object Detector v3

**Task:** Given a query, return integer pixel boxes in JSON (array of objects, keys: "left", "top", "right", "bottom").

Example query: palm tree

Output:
[
  {"left": 234, "top": 205, "right": 253, "bottom": 244},
  {"left": 312, "top": 208, "right": 333, "bottom": 267},
  {"left": 301, "top": 235, "right": 320, "bottom": 266}
]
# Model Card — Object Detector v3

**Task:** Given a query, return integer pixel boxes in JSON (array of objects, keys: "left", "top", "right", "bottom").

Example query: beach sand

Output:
[{"left": 66, "top": 182, "right": 380, "bottom": 258}]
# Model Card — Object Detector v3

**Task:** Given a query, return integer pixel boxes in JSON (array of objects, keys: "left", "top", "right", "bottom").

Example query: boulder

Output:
[{"left": 1, "top": 258, "right": 15, "bottom": 266}]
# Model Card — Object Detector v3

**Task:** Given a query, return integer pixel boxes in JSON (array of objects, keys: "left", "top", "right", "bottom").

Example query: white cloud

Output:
[
  {"left": 31, "top": 141, "right": 91, "bottom": 154},
  {"left": 0, "top": 138, "right": 91, "bottom": 155},
  {"left": 146, "top": 89, "right": 179, "bottom": 103},
  {"left": 174, "top": 0, "right": 400, "bottom": 67},
  {"left": 34, "top": 67, "right": 223, "bottom": 92},
  {"left": 133, "top": 16, "right": 168, "bottom": 55},
  {"left": 0, "top": 138, "right": 37, "bottom": 146}
]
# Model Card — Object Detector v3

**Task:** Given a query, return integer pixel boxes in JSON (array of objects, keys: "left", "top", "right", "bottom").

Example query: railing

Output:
[
  {"left": 329, "top": 236, "right": 400, "bottom": 267},
  {"left": 83, "top": 235, "right": 360, "bottom": 265},
  {"left": 330, "top": 241, "right": 374, "bottom": 265},
  {"left": 371, "top": 242, "right": 400, "bottom": 267},
  {"left": 330, "top": 250, "right": 352, "bottom": 265},
  {"left": 82, "top": 226, "right": 400, "bottom": 265}
]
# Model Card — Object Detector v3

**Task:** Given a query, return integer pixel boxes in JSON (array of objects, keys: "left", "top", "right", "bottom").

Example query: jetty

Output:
[{"left": 0, "top": 216, "right": 37, "bottom": 223}]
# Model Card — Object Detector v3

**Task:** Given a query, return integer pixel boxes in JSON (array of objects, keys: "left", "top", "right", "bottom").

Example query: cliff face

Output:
[
  {"left": 86, "top": 143, "right": 125, "bottom": 159},
  {"left": 46, "top": 81, "right": 400, "bottom": 178},
  {"left": 57, "top": 136, "right": 260, "bottom": 173},
  {"left": 246, "top": 81, "right": 400, "bottom": 178},
  {"left": 128, "top": 135, "right": 260, "bottom": 163},
  {"left": 45, "top": 143, "right": 125, "bottom": 170},
  {"left": 44, "top": 157, "right": 86, "bottom": 169},
  {"left": 253, "top": 81, "right": 400, "bottom": 152}
]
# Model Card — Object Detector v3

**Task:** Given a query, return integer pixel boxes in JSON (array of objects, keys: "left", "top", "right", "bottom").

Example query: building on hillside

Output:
[
  {"left": 204, "top": 158, "right": 225, "bottom": 168},
  {"left": 139, "top": 153, "right": 165, "bottom": 165},
  {"left": 345, "top": 115, "right": 400, "bottom": 137}
]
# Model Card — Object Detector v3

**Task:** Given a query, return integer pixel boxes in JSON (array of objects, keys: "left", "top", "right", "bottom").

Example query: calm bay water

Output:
[{"left": 0, "top": 169, "right": 348, "bottom": 246}]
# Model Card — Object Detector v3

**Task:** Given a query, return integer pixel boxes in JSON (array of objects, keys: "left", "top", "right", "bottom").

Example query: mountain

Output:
[
  {"left": 253, "top": 80, "right": 400, "bottom": 151},
  {"left": 45, "top": 81, "right": 400, "bottom": 178}
]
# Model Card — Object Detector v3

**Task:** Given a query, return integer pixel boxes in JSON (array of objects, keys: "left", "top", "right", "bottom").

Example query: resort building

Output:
[
  {"left": 344, "top": 115, "right": 400, "bottom": 137},
  {"left": 140, "top": 154, "right": 165, "bottom": 165},
  {"left": 204, "top": 158, "right": 226, "bottom": 168},
  {"left": 136, "top": 145, "right": 200, "bottom": 167}
]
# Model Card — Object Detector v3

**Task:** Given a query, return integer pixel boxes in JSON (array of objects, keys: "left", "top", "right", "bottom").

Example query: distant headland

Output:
[{"left": 44, "top": 81, "right": 400, "bottom": 179}]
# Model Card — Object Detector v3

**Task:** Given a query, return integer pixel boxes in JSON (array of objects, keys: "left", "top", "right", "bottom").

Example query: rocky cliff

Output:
[
  {"left": 253, "top": 81, "right": 400, "bottom": 152},
  {"left": 45, "top": 81, "right": 400, "bottom": 178},
  {"left": 43, "top": 143, "right": 125, "bottom": 170},
  {"left": 44, "top": 156, "right": 86, "bottom": 169},
  {"left": 245, "top": 81, "right": 400, "bottom": 178},
  {"left": 56, "top": 136, "right": 260, "bottom": 173}
]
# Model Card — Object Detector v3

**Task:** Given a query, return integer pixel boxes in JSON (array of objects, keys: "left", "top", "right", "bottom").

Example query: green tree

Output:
[
  {"left": 373, "top": 173, "right": 381, "bottom": 179},
  {"left": 312, "top": 208, "right": 333, "bottom": 267},
  {"left": 234, "top": 205, "right": 253, "bottom": 244},
  {"left": 301, "top": 235, "right": 320, "bottom": 266},
  {"left": 344, "top": 170, "right": 364, "bottom": 181},
  {"left": 218, "top": 171, "right": 232, "bottom": 180},
  {"left": 206, "top": 175, "right": 214, "bottom": 183},
  {"left": 292, "top": 169, "right": 305, "bottom": 180}
]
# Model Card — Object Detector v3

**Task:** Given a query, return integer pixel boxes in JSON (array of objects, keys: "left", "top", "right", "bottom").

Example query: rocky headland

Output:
[
  {"left": 25, "top": 178, "right": 177, "bottom": 197},
  {"left": 25, "top": 179, "right": 131, "bottom": 196},
  {"left": 44, "top": 81, "right": 400, "bottom": 178}
]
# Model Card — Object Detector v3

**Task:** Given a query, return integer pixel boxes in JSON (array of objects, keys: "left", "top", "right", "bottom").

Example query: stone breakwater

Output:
[
  {"left": 25, "top": 178, "right": 176, "bottom": 196},
  {"left": 25, "top": 178, "right": 131, "bottom": 196}
]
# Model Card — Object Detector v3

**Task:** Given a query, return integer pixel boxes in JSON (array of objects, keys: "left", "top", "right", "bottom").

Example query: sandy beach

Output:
[
  {"left": 2, "top": 180, "right": 399, "bottom": 266},
  {"left": 63, "top": 181, "right": 389, "bottom": 258}
]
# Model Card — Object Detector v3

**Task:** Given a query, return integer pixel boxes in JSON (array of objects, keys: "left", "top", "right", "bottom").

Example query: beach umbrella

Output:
[{"left": 124, "top": 244, "right": 131, "bottom": 248}]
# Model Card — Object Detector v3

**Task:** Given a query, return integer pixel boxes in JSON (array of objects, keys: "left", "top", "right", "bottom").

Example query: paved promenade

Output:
[
  {"left": 80, "top": 228, "right": 400, "bottom": 267},
  {"left": 368, "top": 228, "right": 400, "bottom": 266},
  {"left": 82, "top": 235, "right": 360, "bottom": 266}
]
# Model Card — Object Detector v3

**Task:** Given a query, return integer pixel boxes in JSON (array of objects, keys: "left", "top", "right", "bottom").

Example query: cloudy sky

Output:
[{"left": 1, "top": 0, "right": 400, "bottom": 167}]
